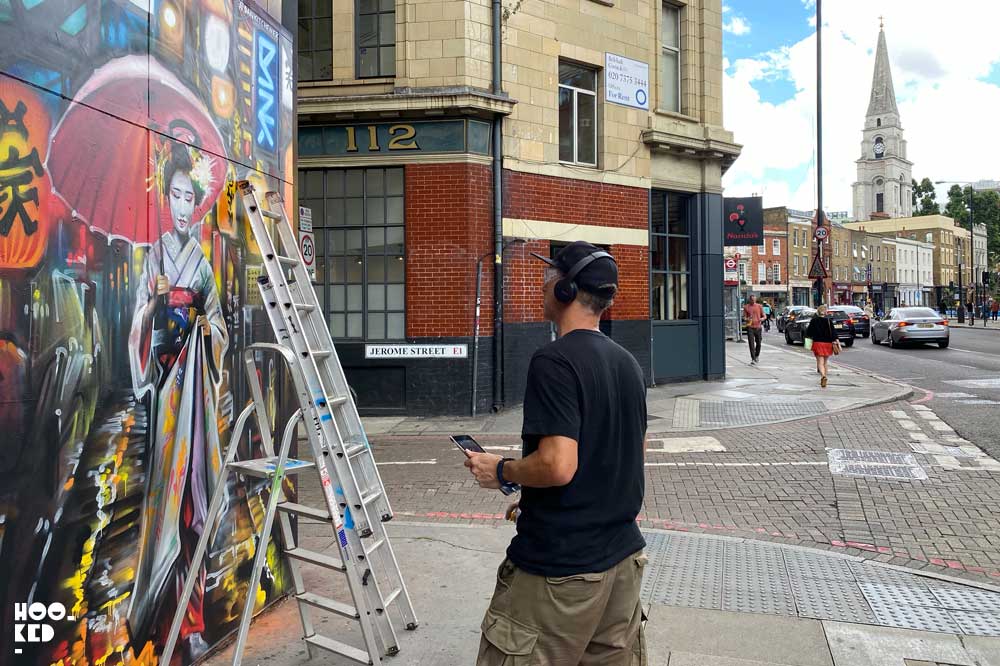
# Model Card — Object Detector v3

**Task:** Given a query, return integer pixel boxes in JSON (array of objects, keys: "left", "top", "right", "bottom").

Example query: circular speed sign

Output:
[
  {"left": 814, "top": 226, "right": 829, "bottom": 241},
  {"left": 300, "top": 233, "right": 315, "bottom": 267}
]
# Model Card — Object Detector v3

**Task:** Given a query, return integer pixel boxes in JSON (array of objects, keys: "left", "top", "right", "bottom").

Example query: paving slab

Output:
[
  {"left": 665, "top": 652, "right": 804, "bottom": 666},
  {"left": 646, "top": 606, "right": 834, "bottom": 666},
  {"left": 822, "top": 623, "right": 977, "bottom": 666}
]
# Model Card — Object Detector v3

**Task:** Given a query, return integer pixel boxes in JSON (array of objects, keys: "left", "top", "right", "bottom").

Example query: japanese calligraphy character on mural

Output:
[{"left": 0, "top": 0, "right": 295, "bottom": 664}]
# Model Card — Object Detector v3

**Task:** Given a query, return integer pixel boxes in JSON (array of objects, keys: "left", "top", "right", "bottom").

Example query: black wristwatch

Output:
[{"left": 497, "top": 458, "right": 520, "bottom": 496}]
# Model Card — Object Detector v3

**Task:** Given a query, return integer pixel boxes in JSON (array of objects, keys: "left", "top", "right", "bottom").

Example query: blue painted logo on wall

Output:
[{"left": 255, "top": 31, "right": 278, "bottom": 151}]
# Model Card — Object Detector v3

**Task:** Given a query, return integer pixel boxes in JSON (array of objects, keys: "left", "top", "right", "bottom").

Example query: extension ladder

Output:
[{"left": 160, "top": 183, "right": 417, "bottom": 665}]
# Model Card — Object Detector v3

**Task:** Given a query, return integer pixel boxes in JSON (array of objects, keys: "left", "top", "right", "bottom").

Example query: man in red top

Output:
[{"left": 743, "top": 295, "right": 765, "bottom": 365}]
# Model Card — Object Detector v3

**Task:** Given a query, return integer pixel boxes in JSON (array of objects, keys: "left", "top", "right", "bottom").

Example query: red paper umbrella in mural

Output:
[{"left": 46, "top": 55, "right": 226, "bottom": 245}]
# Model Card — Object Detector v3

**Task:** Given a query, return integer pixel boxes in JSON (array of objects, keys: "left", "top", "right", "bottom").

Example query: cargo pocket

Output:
[{"left": 480, "top": 610, "right": 538, "bottom": 664}]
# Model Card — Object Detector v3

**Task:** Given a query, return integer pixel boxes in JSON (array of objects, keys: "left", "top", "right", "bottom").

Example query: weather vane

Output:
[{"left": 879, "top": 15, "right": 884, "bottom": 29}]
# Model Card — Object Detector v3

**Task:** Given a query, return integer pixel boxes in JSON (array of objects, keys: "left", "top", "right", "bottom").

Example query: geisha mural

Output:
[{"left": 0, "top": 0, "right": 296, "bottom": 664}]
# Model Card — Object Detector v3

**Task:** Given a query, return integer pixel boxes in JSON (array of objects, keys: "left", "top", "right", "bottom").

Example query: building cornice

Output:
[
  {"left": 641, "top": 129, "right": 742, "bottom": 174},
  {"left": 298, "top": 86, "right": 516, "bottom": 120}
]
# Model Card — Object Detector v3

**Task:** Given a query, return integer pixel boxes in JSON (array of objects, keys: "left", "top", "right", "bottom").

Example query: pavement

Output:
[
  {"left": 361, "top": 340, "right": 912, "bottom": 437},
  {"left": 199, "top": 340, "right": 1000, "bottom": 666}
]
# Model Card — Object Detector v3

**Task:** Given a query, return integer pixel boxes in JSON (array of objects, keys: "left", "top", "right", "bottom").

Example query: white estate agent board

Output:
[
  {"left": 605, "top": 53, "right": 649, "bottom": 110},
  {"left": 365, "top": 344, "right": 468, "bottom": 359}
]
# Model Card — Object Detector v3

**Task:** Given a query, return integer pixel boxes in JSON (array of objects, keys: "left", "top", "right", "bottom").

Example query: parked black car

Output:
[
  {"left": 829, "top": 305, "right": 871, "bottom": 338},
  {"left": 776, "top": 305, "right": 810, "bottom": 333},
  {"left": 785, "top": 308, "right": 856, "bottom": 347}
]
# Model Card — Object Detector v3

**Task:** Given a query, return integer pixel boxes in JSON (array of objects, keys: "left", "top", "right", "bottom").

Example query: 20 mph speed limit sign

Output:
[{"left": 299, "top": 206, "right": 316, "bottom": 279}]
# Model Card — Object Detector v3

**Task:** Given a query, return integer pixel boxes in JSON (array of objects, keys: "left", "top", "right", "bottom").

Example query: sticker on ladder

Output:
[{"left": 337, "top": 486, "right": 355, "bottom": 529}]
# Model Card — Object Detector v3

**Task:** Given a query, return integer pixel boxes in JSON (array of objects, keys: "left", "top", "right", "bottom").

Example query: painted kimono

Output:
[{"left": 126, "top": 231, "right": 229, "bottom": 645}]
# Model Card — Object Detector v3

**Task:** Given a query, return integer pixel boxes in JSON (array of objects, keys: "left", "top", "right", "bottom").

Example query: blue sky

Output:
[{"left": 720, "top": 0, "right": 1000, "bottom": 214}]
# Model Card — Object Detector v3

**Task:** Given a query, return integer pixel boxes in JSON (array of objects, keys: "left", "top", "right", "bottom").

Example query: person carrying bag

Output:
[{"left": 805, "top": 304, "right": 838, "bottom": 388}]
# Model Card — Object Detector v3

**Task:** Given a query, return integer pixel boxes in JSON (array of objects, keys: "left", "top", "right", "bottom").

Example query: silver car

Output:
[{"left": 871, "top": 307, "right": 950, "bottom": 349}]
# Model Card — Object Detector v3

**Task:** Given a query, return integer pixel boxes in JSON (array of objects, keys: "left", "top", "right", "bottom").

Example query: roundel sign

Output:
[
  {"left": 814, "top": 226, "right": 829, "bottom": 241},
  {"left": 724, "top": 257, "right": 738, "bottom": 270}
]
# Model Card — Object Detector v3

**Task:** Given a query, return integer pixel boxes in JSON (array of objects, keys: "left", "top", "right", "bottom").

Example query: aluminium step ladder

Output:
[{"left": 159, "top": 183, "right": 417, "bottom": 666}]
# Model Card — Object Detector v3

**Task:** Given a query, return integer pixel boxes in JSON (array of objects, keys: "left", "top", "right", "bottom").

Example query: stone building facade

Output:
[{"left": 296, "top": 0, "right": 740, "bottom": 414}]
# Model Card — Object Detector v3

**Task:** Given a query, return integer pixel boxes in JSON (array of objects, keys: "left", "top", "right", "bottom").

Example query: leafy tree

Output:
[
  {"left": 943, "top": 185, "right": 1000, "bottom": 266},
  {"left": 911, "top": 177, "right": 940, "bottom": 216}
]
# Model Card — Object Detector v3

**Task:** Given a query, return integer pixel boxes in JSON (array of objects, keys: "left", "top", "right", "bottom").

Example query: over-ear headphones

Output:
[{"left": 554, "top": 251, "right": 616, "bottom": 303}]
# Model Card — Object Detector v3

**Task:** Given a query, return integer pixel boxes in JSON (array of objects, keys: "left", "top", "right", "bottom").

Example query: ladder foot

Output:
[
  {"left": 387, "top": 646, "right": 400, "bottom": 656},
  {"left": 406, "top": 622, "right": 419, "bottom": 631},
  {"left": 381, "top": 513, "right": 393, "bottom": 523}
]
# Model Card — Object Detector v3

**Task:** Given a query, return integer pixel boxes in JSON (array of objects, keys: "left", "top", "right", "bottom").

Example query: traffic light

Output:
[{"left": 985, "top": 271, "right": 994, "bottom": 286}]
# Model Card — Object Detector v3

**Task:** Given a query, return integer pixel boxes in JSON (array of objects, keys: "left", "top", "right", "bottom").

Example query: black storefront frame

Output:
[{"left": 647, "top": 189, "right": 725, "bottom": 384}]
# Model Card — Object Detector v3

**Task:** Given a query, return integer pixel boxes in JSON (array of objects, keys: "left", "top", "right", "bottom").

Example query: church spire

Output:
[{"left": 866, "top": 23, "right": 899, "bottom": 118}]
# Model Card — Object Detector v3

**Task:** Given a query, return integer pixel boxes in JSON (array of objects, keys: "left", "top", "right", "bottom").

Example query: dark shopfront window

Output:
[
  {"left": 298, "top": 167, "right": 405, "bottom": 340},
  {"left": 651, "top": 190, "right": 691, "bottom": 320}
]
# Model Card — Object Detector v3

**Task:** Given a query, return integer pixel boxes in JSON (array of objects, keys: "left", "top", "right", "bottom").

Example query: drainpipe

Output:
[{"left": 491, "top": 0, "right": 504, "bottom": 412}]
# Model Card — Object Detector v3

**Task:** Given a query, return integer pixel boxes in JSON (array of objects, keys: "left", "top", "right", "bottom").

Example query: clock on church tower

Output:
[{"left": 873, "top": 137, "right": 885, "bottom": 158}]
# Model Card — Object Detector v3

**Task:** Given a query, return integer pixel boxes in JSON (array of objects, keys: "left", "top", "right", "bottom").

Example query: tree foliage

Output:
[
  {"left": 944, "top": 184, "right": 1000, "bottom": 265},
  {"left": 911, "top": 177, "right": 940, "bottom": 216}
]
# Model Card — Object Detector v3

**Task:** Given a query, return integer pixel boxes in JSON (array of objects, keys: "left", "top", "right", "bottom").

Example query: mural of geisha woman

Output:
[{"left": 126, "top": 133, "right": 229, "bottom": 661}]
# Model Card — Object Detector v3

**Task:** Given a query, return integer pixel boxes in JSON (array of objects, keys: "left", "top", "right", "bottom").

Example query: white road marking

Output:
[
  {"left": 936, "top": 392, "right": 978, "bottom": 398},
  {"left": 917, "top": 412, "right": 940, "bottom": 421},
  {"left": 484, "top": 446, "right": 521, "bottom": 451},
  {"left": 909, "top": 433, "right": 929, "bottom": 441},
  {"left": 957, "top": 399, "right": 1000, "bottom": 405},
  {"left": 889, "top": 410, "right": 907, "bottom": 418},
  {"left": 910, "top": 405, "right": 930, "bottom": 412},
  {"left": 898, "top": 420, "right": 920, "bottom": 430},
  {"left": 377, "top": 460, "right": 438, "bottom": 465},
  {"left": 932, "top": 423, "right": 955, "bottom": 432}
]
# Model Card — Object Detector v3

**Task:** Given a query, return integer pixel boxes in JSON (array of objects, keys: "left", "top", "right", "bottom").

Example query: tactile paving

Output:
[
  {"left": 865, "top": 598, "right": 962, "bottom": 633},
  {"left": 699, "top": 400, "right": 826, "bottom": 426},
  {"left": 722, "top": 583, "right": 796, "bottom": 615},
  {"left": 858, "top": 581, "right": 940, "bottom": 608},
  {"left": 783, "top": 551, "right": 855, "bottom": 581},
  {"left": 828, "top": 449, "right": 920, "bottom": 465},
  {"left": 849, "top": 562, "right": 921, "bottom": 585},
  {"left": 948, "top": 609, "right": 1000, "bottom": 636},
  {"left": 789, "top": 577, "right": 876, "bottom": 624},
  {"left": 929, "top": 586, "right": 1000, "bottom": 613}
]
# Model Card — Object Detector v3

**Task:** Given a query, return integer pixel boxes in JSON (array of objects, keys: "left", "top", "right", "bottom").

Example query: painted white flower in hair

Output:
[{"left": 189, "top": 151, "right": 217, "bottom": 200}]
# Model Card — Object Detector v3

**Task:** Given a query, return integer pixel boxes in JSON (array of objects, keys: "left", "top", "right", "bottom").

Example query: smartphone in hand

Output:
[{"left": 450, "top": 434, "right": 486, "bottom": 457}]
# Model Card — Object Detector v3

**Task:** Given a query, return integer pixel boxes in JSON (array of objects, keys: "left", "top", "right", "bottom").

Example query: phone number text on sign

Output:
[
  {"left": 365, "top": 344, "right": 468, "bottom": 359},
  {"left": 605, "top": 53, "right": 649, "bottom": 110}
]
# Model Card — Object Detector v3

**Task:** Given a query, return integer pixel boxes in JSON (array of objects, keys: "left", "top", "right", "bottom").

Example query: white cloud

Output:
[
  {"left": 722, "top": 0, "right": 1000, "bottom": 215},
  {"left": 723, "top": 16, "right": 751, "bottom": 36}
]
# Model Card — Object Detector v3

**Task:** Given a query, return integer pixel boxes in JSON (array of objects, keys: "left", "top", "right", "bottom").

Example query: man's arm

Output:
[{"left": 465, "top": 435, "right": 578, "bottom": 489}]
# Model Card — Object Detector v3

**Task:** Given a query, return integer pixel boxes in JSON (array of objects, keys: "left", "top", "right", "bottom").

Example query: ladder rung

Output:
[
  {"left": 312, "top": 350, "right": 332, "bottom": 360},
  {"left": 296, "top": 592, "right": 359, "bottom": 620},
  {"left": 260, "top": 208, "right": 282, "bottom": 220},
  {"left": 228, "top": 457, "right": 314, "bottom": 478},
  {"left": 382, "top": 587, "right": 402, "bottom": 609},
  {"left": 361, "top": 488, "right": 383, "bottom": 505},
  {"left": 292, "top": 302, "right": 315, "bottom": 312},
  {"left": 344, "top": 441, "right": 368, "bottom": 458},
  {"left": 328, "top": 395, "right": 349, "bottom": 408},
  {"left": 304, "top": 634, "right": 372, "bottom": 665},
  {"left": 362, "top": 538, "right": 384, "bottom": 557},
  {"left": 277, "top": 255, "right": 298, "bottom": 266},
  {"left": 278, "top": 501, "right": 331, "bottom": 522},
  {"left": 286, "top": 548, "right": 347, "bottom": 572}
]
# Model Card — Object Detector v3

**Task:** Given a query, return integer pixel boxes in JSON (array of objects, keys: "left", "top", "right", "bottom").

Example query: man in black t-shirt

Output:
[{"left": 465, "top": 241, "right": 648, "bottom": 665}]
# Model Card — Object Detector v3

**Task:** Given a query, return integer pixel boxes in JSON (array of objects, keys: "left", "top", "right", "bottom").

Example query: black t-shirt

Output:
[{"left": 507, "top": 329, "right": 647, "bottom": 577}]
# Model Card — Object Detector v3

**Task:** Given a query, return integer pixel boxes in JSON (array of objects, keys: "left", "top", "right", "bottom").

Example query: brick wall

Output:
[
  {"left": 405, "top": 162, "right": 493, "bottom": 337},
  {"left": 503, "top": 170, "right": 648, "bottom": 229},
  {"left": 503, "top": 239, "right": 549, "bottom": 324},
  {"left": 609, "top": 244, "right": 649, "bottom": 320}
]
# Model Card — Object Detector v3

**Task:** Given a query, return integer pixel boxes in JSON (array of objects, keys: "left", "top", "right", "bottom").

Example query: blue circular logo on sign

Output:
[{"left": 636, "top": 89, "right": 647, "bottom": 106}]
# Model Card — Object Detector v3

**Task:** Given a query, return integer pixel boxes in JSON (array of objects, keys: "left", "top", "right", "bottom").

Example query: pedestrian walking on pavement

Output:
[
  {"left": 967, "top": 300, "right": 975, "bottom": 325},
  {"left": 464, "top": 240, "right": 648, "bottom": 665},
  {"left": 743, "top": 295, "right": 765, "bottom": 365},
  {"left": 806, "top": 304, "right": 838, "bottom": 388},
  {"left": 762, "top": 302, "right": 772, "bottom": 332},
  {"left": 992, "top": 299, "right": 999, "bottom": 321}
]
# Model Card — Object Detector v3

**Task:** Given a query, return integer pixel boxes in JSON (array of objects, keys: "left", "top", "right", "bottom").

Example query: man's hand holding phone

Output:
[{"left": 464, "top": 451, "right": 502, "bottom": 490}]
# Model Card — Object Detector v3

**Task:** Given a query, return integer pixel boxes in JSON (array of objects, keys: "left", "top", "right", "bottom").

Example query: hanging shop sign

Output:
[{"left": 723, "top": 196, "right": 764, "bottom": 246}]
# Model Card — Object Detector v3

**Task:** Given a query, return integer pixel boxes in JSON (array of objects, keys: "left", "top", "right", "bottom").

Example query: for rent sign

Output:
[{"left": 605, "top": 53, "right": 649, "bottom": 110}]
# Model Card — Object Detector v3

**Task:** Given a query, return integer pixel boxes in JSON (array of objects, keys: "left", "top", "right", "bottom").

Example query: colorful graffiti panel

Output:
[{"left": 0, "top": 1, "right": 296, "bottom": 664}]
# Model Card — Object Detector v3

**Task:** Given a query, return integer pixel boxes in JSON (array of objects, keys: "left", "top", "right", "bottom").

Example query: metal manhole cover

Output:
[
  {"left": 829, "top": 449, "right": 919, "bottom": 465},
  {"left": 699, "top": 400, "right": 826, "bottom": 426},
  {"left": 830, "top": 462, "right": 928, "bottom": 480}
]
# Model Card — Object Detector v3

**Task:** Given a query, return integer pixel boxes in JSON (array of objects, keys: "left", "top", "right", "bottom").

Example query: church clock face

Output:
[{"left": 874, "top": 138, "right": 885, "bottom": 158}]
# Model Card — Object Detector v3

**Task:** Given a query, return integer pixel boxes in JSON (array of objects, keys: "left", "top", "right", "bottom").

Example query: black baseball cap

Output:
[{"left": 531, "top": 241, "right": 618, "bottom": 296}]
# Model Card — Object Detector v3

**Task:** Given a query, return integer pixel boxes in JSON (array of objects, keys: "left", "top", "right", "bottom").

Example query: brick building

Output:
[{"left": 296, "top": 0, "right": 740, "bottom": 414}]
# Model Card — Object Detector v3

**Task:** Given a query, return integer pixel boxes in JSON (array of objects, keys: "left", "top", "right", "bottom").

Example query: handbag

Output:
[
  {"left": 804, "top": 337, "right": 813, "bottom": 351},
  {"left": 829, "top": 319, "right": 841, "bottom": 355}
]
